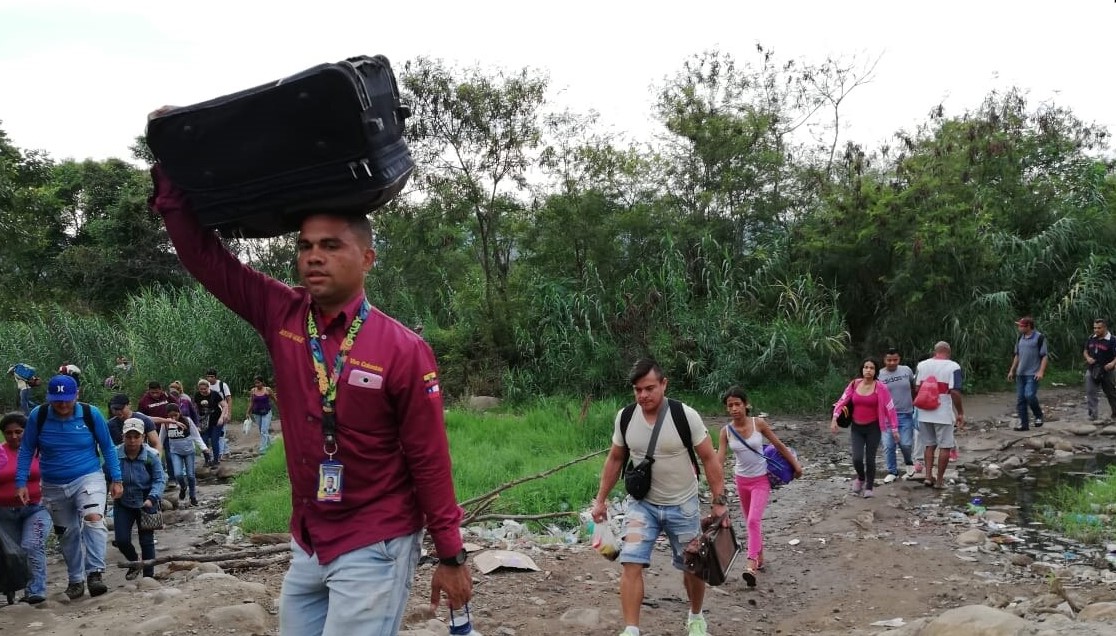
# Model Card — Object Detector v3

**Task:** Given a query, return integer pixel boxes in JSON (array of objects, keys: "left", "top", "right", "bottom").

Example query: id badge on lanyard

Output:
[{"left": 307, "top": 299, "right": 371, "bottom": 503}]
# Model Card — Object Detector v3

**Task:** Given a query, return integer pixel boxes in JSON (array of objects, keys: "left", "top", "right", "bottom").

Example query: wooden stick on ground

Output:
[
  {"left": 998, "top": 431, "right": 1047, "bottom": 451},
  {"left": 468, "top": 511, "right": 580, "bottom": 523},
  {"left": 459, "top": 448, "right": 607, "bottom": 508},
  {"left": 116, "top": 543, "right": 290, "bottom": 569},
  {"left": 213, "top": 553, "right": 292, "bottom": 571}
]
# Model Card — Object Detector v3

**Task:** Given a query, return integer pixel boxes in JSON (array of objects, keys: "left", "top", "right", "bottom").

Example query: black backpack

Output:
[
  {"left": 36, "top": 402, "right": 99, "bottom": 455},
  {"left": 619, "top": 398, "right": 701, "bottom": 477}
]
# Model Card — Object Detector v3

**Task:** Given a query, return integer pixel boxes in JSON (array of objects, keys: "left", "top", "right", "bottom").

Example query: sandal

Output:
[
  {"left": 932, "top": 481, "right": 946, "bottom": 490},
  {"left": 923, "top": 478, "right": 935, "bottom": 488}
]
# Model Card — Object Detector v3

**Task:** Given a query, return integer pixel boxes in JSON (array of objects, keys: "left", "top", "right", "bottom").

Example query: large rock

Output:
[
  {"left": 1067, "top": 423, "right": 1100, "bottom": 436},
  {"left": 206, "top": 603, "right": 269, "bottom": 634},
  {"left": 1079, "top": 601, "right": 1116, "bottom": 622},
  {"left": 131, "top": 615, "right": 178, "bottom": 635},
  {"left": 1052, "top": 438, "right": 1076, "bottom": 452},
  {"left": 956, "top": 529, "right": 987, "bottom": 546},
  {"left": 920, "top": 605, "right": 1029, "bottom": 635},
  {"left": 1000, "top": 455, "right": 1024, "bottom": 469},
  {"left": 1099, "top": 425, "right": 1116, "bottom": 436},
  {"left": 560, "top": 608, "right": 600, "bottom": 627},
  {"left": 468, "top": 396, "right": 501, "bottom": 411},
  {"left": 1023, "top": 436, "right": 1046, "bottom": 450},
  {"left": 982, "top": 464, "right": 1003, "bottom": 479}
]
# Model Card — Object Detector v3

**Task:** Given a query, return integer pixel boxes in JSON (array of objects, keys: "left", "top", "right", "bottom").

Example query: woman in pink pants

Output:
[{"left": 716, "top": 386, "right": 802, "bottom": 587}]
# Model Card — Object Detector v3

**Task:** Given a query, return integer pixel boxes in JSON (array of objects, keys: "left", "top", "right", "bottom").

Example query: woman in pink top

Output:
[
  {"left": 830, "top": 358, "right": 899, "bottom": 498},
  {"left": 0, "top": 412, "right": 51, "bottom": 604}
]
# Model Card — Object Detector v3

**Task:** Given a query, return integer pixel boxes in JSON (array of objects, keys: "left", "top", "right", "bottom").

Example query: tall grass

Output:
[
  {"left": 225, "top": 441, "right": 291, "bottom": 534},
  {"left": 0, "top": 286, "right": 269, "bottom": 412}
]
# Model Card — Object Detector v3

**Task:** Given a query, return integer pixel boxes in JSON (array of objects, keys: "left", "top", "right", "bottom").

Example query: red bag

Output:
[{"left": 913, "top": 375, "right": 941, "bottom": 410}]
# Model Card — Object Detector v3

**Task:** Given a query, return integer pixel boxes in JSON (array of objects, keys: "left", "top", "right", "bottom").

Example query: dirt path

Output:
[{"left": 4, "top": 388, "right": 1115, "bottom": 635}]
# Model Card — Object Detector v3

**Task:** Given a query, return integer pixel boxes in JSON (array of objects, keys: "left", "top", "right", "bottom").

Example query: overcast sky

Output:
[{"left": 0, "top": 0, "right": 1111, "bottom": 162}]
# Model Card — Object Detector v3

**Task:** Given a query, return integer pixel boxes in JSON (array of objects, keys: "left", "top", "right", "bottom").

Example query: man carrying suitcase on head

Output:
[{"left": 149, "top": 159, "right": 471, "bottom": 636}]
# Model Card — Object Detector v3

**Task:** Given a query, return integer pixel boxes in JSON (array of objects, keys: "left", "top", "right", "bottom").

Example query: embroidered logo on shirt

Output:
[
  {"left": 423, "top": 371, "right": 440, "bottom": 398},
  {"left": 279, "top": 329, "right": 306, "bottom": 344},
  {"left": 348, "top": 369, "right": 383, "bottom": 390}
]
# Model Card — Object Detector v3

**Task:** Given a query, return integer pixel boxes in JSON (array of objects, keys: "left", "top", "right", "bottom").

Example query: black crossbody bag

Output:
[{"left": 623, "top": 406, "right": 668, "bottom": 500}]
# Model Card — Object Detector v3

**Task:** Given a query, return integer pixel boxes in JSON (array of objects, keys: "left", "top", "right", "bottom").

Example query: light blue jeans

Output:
[
  {"left": 279, "top": 532, "right": 421, "bottom": 636},
  {"left": 0, "top": 503, "right": 51, "bottom": 596},
  {"left": 41, "top": 472, "right": 108, "bottom": 583},
  {"left": 884, "top": 412, "right": 916, "bottom": 474},
  {"left": 617, "top": 494, "right": 701, "bottom": 569},
  {"left": 250, "top": 411, "right": 272, "bottom": 453}
]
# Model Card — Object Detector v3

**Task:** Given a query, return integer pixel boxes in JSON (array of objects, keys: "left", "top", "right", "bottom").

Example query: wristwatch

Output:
[
  {"left": 439, "top": 548, "right": 468, "bottom": 566},
  {"left": 711, "top": 494, "right": 728, "bottom": 506}
]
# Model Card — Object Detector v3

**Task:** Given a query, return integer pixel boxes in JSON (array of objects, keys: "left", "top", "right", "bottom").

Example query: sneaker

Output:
[
  {"left": 190, "top": 497, "right": 198, "bottom": 507},
  {"left": 87, "top": 572, "right": 107, "bottom": 597},
  {"left": 863, "top": 489, "right": 875, "bottom": 498},
  {"left": 125, "top": 567, "right": 141, "bottom": 581},
  {"left": 850, "top": 478, "right": 863, "bottom": 494},
  {"left": 1012, "top": 425, "right": 1030, "bottom": 432},
  {"left": 19, "top": 594, "right": 46, "bottom": 605},
  {"left": 905, "top": 465, "right": 917, "bottom": 479},
  {"left": 1034, "top": 418, "right": 1044, "bottom": 428},
  {"left": 64, "top": 581, "right": 85, "bottom": 600},
  {"left": 687, "top": 614, "right": 708, "bottom": 635},
  {"left": 883, "top": 473, "right": 897, "bottom": 484}
]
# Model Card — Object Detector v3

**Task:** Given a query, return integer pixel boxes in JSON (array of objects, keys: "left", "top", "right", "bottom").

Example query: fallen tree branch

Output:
[
  {"left": 468, "top": 511, "right": 580, "bottom": 523},
  {"left": 461, "top": 493, "right": 501, "bottom": 525},
  {"left": 998, "top": 432, "right": 1047, "bottom": 451},
  {"left": 459, "top": 448, "right": 607, "bottom": 508},
  {"left": 249, "top": 532, "right": 292, "bottom": 545},
  {"left": 116, "top": 543, "right": 290, "bottom": 568},
  {"left": 214, "top": 553, "right": 292, "bottom": 571}
]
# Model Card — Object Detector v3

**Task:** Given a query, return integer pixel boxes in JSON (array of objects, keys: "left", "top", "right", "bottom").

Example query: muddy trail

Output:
[{"left": 3, "top": 388, "right": 1116, "bottom": 635}]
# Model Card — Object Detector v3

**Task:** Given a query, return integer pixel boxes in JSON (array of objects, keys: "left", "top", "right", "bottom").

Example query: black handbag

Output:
[
  {"left": 836, "top": 403, "right": 852, "bottom": 428},
  {"left": 139, "top": 507, "right": 164, "bottom": 531},
  {"left": 146, "top": 55, "right": 413, "bottom": 238},
  {"left": 623, "top": 404, "right": 668, "bottom": 500},
  {"left": 0, "top": 527, "right": 30, "bottom": 604}
]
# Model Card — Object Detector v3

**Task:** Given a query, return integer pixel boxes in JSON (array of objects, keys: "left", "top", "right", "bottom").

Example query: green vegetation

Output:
[
  {"left": 1041, "top": 466, "right": 1116, "bottom": 545},
  {"left": 225, "top": 441, "right": 291, "bottom": 534},
  {"left": 0, "top": 287, "right": 269, "bottom": 411},
  {"left": 4, "top": 46, "right": 1115, "bottom": 407}
]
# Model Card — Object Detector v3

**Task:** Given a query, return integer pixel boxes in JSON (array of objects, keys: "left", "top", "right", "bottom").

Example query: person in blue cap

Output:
[{"left": 15, "top": 375, "right": 121, "bottom": 600}]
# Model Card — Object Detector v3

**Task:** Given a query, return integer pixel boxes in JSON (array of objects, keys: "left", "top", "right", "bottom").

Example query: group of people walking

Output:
[{"left": 0, "top": 365, "right": 276, "bottom": 604}]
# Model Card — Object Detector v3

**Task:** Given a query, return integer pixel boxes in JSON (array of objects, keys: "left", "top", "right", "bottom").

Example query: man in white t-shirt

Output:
[
  {"left": 914, "top": 341, "right": 965, "bottom": 489},
  {"left": 590, "top": 359, "right": 726, "bottom": 636}
]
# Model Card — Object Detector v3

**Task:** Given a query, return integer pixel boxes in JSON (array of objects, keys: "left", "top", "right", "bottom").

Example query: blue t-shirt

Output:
[{"left": 16, "top": 403, "right": 122, "bottom": 486}]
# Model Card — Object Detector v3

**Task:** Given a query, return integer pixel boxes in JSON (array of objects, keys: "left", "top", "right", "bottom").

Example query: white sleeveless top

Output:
[{"left": 727, "top": 420, "right": 767, "bottom": 478}]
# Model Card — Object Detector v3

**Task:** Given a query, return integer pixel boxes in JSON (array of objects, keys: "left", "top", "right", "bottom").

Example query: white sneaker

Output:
[
  {"left": 883, "top": 473, "right": 897, "bottom": 484},
  {"left": 905, "top": 465, "right": 916, "bottom": 479}
]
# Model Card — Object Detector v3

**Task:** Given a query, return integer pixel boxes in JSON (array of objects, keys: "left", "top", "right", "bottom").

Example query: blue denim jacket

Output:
[{"left": 108, "top": 445, "right": 166, "bottom": 509}]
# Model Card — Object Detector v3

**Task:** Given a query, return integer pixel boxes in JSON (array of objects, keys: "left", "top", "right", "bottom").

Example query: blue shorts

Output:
[{"left": 618, "top": 494, "right": 701, "bottom": 570}]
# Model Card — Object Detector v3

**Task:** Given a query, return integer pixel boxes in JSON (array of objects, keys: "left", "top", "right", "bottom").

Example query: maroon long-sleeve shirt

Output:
[{"left": 152, "top": 170, "right": 463, "bottom": 564}]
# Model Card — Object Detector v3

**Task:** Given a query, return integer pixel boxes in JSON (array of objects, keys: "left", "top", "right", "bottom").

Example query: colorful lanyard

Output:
[{"left": 306, "top": 298, "right": 371, "bottom": 449}]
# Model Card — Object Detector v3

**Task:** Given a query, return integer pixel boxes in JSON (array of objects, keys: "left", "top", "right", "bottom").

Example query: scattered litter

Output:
[
  {"left": 788, "top": 539, "right": 801, "bottom": 546},
  {"left": 902, "top": 541, "right": 918, "bottom": 546},
  {"left": 870, "top": 618, "right": 906, "bottom": 628},
  {"left": 473, "top": 549, "right": 541, "bottom": 574}
]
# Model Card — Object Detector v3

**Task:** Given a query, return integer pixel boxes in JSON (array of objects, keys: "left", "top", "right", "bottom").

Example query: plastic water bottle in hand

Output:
[{"left": 449, "top": 603, "right": 482, "bottom": 635}]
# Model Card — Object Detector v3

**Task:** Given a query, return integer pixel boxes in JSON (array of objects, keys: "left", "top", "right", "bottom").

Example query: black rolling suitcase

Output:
[{"left": 146, "top": 55, "right": 413, "bottom": 238}]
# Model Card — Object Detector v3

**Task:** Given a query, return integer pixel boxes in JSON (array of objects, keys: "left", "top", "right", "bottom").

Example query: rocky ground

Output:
[{"left": 3, "top": 388, "right": 1116, "bottom": 636}]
